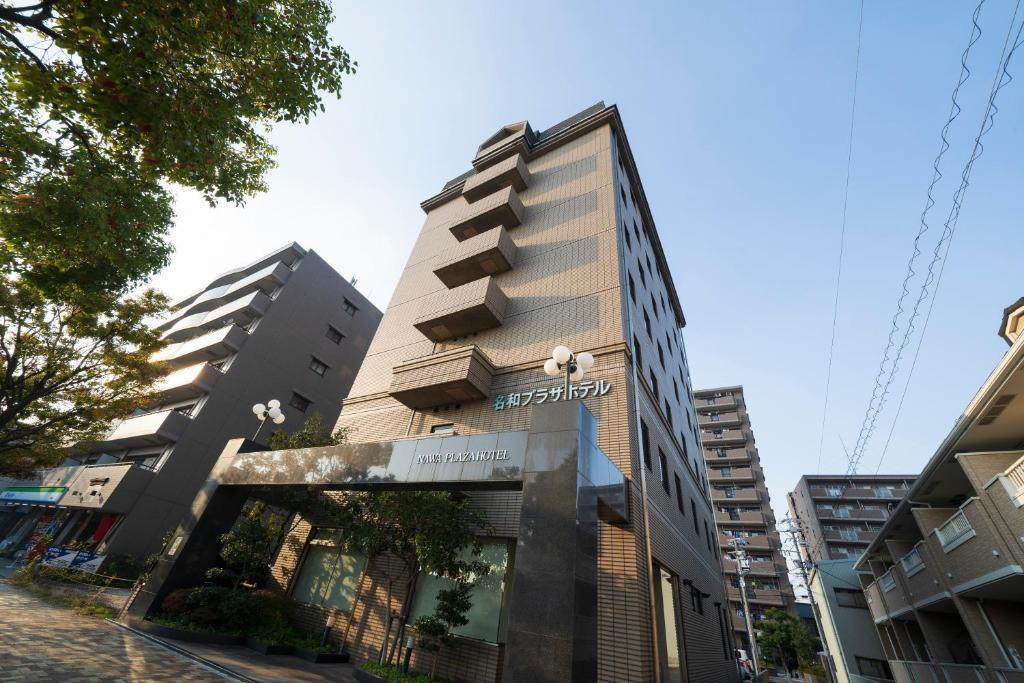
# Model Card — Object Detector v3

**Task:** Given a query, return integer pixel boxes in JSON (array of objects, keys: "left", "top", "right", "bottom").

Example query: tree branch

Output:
[{"left": 0, "top": 25, "right": 48, "bottom": 72}]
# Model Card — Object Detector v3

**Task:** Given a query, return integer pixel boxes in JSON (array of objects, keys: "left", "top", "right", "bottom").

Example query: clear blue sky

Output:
[{"left": 151, "top": 1, "right": 1024, "bottom": 524}]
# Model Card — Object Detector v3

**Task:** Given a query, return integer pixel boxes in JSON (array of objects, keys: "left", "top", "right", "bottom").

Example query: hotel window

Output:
[
  {"left": 628, "top": 274, "right": 637, "bottom": 304},
  {"left": 325, "top": 324, "right": 345, "bottom": 344},
  {"left": 342, "top": 298, "right": 358, "bottom": 316},
  {"left": 638, "top": 261, "right": 647, "bottom": 287},
  {"left": 289, "top": 392, "right": 312, "bottom": 413},
  {"left": 724, "top": 486, "right": 736, "bottom": 499},
  {"left": 430, "top": 423, "right": 455, "bottom": 435},
  {"left": 291, "top": 544, "right": 365, "bottom": 612},
  {"left": 620, "top": 185, "right": 628, "bottom": 206},
  {"left": 653, "top": 566, "right": 684, "bottom": 683},
  {"left": 408, "top": 541, "right": 512, "bottom": 644},
  {"left": 706, "top": 397, "right": 717, "bottom": 406},
  {"left": 686, "top": 410, "right": 692, "bottom": 433},
  {"left": 309, "top": 356, "right": 328, "bottom": 376},
  {"left": 716, "top": 447, "right": 726, "bottom": 458},
  {"left": 713, "top": 429, "right": 723, "bottom": 439},
  {"left": 657, "top": 341, "right": 665, "bottom": 367},
  {"left": 709, "top": 413, "right": 720, "bottom": 422},
  {"left": 664, "top": 400, "right": 673, "bottom": 430},
  {"left": 826, "top": 485, "right": 843, "bottom": 497},
  {"left": 643, "top": 308, "right": 652, "bottom": 337},
  {"left": 651, "top": 293, "right": 659, "bottom": 320},
  {"left": 649, "top": 368, "right": 659, "bottom": 401},
  {"left": 673, "top": 379, "right": 680, "bottom": 402},
  {"left": 704, "top": 520, "right": 712, "bottom": 553},
  {"left": 623, "top": 222, "right": 632, "bottom": 250},
  {"left": 675, "top": 474, "right": 685, "bottom": 514},
  {"left": 645, "top": 253, "right": 653, "bottom": 275},
  {"left": 719, "top": 467, "right": 732, "bottom": 478},
  {"left": 717, "top": 605, "right": 730, "bottom": 658},
  {"left": 835, "top": 588, "right": 869, "bottom": 609},
  {"left": 856, "top": 658, "right": 893, "bottom": 680},
  {"left": 633, "top": 335, "right": 644, "bottom": 371},
  {"left": 659, "top": 449, "right": 670, "bottom": 493},
  {"left": 691, "top": 500, "right": 698, "bottom": 533},
  {"left": 641, "top": 421, "right": 652, "bottom": 470},
  {"left": 633, "top": 219, "right": 642, "bottom": 245}
]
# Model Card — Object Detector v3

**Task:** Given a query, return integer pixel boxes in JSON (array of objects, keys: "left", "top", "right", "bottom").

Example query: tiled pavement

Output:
[{"left": 0, "top": 582, "right": 228, "bottom": 682}]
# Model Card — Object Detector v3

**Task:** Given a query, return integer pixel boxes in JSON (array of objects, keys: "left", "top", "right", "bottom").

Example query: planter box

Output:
[
  {"left": 294, "top": 648, "right": 349, "bottom": 663},
  {"left": 132, "top": 618, "right": 245, "bottom": 646},
  {"left": 245, "top": 637, "right": 294, "bottom": 655}
]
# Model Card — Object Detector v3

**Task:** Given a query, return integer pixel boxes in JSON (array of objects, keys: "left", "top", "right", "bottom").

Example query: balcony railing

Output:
[
  {"left": 889, "top": 660, "right": 1024, "bottom": 683},
  {"left": 152, "top": 324, "right": 247, "bottom": 368},
  {"left": 899, "top": 546, "right": 925, "bottom": 577},
  {"left": 936, "top": 508, "right": 975, "bottom": 550},
  {"left": 879, "top": 571, "right": 896, "bottom": 593},
  {"left": 1000, "top": 454, "right": 1024, "bottom": 508}
]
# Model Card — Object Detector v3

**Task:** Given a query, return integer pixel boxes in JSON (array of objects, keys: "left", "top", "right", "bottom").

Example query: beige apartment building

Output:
[
  {"left": 129, "top": 103, "right": 739, "bottom": 683},
  {"left": 695, "top": 386, "right": 797, "bottom": 651},
  {"left": 788, "top": 475, "right": 912, "bottom": 683},
  {"left": 855, "top": 298, "right": 1024, "bottom": 683}
]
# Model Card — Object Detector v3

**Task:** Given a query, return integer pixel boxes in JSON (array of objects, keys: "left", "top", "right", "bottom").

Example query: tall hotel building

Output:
[
  {"left": 0, "top": 244, "right": 380, "bottom": 559},
  {"left": 131, "top": 103, "right": 739, "bottom": 683},
  {"left": 694, "top": 386, "right": 796, "bottom": 649}
]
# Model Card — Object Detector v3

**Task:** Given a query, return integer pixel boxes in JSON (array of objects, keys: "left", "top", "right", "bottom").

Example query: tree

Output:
[
  {"left": 1, "top": 1, "right": 355, "bottom": 302},
  {"left": 414, "top": 580, "right": 474, "bottom": 679},
  {"left": 756, "top": 608, "right": 821, "bottom": 671},
  {"left": 0, "top": 280, "right": 167, "bottom": 477},
  {"left": 207, "top": 500, "right": 284, "bottom": 590},
  {"left": 268, "top": 412, "right": 347, "bottom": 450}
]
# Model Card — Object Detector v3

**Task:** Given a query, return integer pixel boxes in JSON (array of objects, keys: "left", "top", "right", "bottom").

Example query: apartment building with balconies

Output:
[
  {"left": 695, "top": 385, "right": 796, "bottom": 651},
  {"left": 853, "top": 298, "right": 1024, "bottom": 683},
  {"left": 787, "top": 476, "right": 912, "bottom": 683},
  {"left": 0, "top": 243, "right": 381, "bottom": 560}
]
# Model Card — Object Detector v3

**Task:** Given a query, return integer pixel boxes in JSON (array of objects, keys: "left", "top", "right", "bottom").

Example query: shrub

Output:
[
  {"left": 361, "top": 662, "right": 450, "bottom": 683},
  {"left": 159, "top": 588, "right": 193, "bottom": 616}
]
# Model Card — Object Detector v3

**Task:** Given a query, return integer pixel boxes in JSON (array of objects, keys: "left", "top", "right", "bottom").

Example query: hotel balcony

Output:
[
  {"left": 172, "top": 242, "right": 304, "bottom": 310},
  {"left": 695, "top": 396, "right": 738, "bottom": 412},
  {"left": 60, "top": 462, "right": 156, "bottom": 514},
  {"left": 711, "top": 487, "right": 760, "bottom": 503},
  {"left": 448, "top": 186, "right": 524, "bottom": 242},
  {"left": 702, "top": 429, "right": 748, "bottom": 446},
  {"left": 148, "top": 362, "right": 222, "bottom": 405},
  {"left": 864, "top": 577, "right": 888, "bottom": 623},
  {"left": 897, "top": 542, "right": 947, "bottom": 610},
  {"left": 388, "top": 346, "right": 496, "bottom": 410},
  {"left": 715, "top": 509, "right": 766, "bottom": 525},
  {"left": 809, "top": 485, "right": 909, "bottom": 501},
  {"left": 160, "top": 261, "right": 291, "bottom": 330},
  {"left": 461, "top": 153, "right": 530, "bottom": 203},
  {"left": 100, "top": 408, "right": 192, "bottom": 449},
  {"left": 153, "top": 324, "right": 247, "bottom": 368},
  {"left": 413, "top": 277, "right": 507, "bottom": 342},
  {"left": 698, "top": 412, "right": 742, "bottom": 428},
  {"left": 708, "top": 466, "right": 755, "bottom": 483},
  {"left": 162, "top": 290, "right": 271, "bottom": 343},
  {"left": 433, "top": 226, "right": 517, "bottom": 289},
  {"left": 823, "top": 528, "right": 873, "bottom": 544},
  {"left": 877, "top": 566, "right": 912, "bottom": 618}
]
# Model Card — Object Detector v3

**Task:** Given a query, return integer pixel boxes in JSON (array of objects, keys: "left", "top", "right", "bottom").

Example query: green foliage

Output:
[
  {"left": 0, "top": 279, "right": 168, "bottom": 476},
  {"left": 0, "top": 0, "right": 355, "bottom": 302},
  {"left": 413, "top": 579, "right": 475, "bottom": 678},
  {"left": 268, "top": 412, "right": 347, "bottom": 450},
  {"left": 361, "top": 662, "right": 451, "bottom": 683},
  {"left": 206, "top": 500, "right": 284, "bottom": 589},
  {"left": 756, "top": 608, "right": 821, "bottom": 670}
]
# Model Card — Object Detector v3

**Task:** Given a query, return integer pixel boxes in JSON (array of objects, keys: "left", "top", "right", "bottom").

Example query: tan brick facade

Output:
[{"left": 270, "top": 104, "right": 737, "bottom": 682}]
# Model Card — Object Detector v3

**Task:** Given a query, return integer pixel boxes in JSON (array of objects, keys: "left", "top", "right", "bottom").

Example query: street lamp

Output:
[
  {"left": 543, "top": 345, "right": 595, "bottom": 395},
  {"left": 252, "top": 399, "right": 285, "bottom": 441}
]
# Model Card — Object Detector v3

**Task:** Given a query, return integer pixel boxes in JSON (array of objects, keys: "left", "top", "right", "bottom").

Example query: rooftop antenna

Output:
[{"left": 350, "top": 276, "right": 358, "bottom": 287}]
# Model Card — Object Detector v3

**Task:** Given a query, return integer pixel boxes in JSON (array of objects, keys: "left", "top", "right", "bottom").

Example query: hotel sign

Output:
[
  {"left": 415, "top": 449, "right": 512, "bottom": 465},
  {"left": 493, "top": 379, "right": 611, "bottom": 411}
]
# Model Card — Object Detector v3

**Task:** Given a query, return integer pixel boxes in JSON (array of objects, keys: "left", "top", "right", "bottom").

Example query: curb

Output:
[{"left": 105, "top": 618, "right": 257, "bottom": 683}]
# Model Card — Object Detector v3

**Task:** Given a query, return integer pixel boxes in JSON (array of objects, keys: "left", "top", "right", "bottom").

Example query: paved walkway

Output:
[{"left": 0, "top": 582, "right": 227, "bottom": 682}]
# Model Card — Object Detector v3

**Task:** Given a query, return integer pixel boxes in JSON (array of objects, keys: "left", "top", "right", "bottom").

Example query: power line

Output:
[
  {"left": 874, "top": 6, "right": 1024, "bottom": 473},
  {"left": 845, "top": 0, "right": 1014, "bottom": 474},
  {"left": 816, "top": 0, "right": 864, "bottom": 475}
]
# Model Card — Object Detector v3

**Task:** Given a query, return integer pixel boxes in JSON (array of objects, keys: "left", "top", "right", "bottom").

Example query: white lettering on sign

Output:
[
  {"left": 414, "top": 449, "right": 511, "bottom": 465},
  {"left": 494, "top": 379, "right": 611, "bottom": 411}
]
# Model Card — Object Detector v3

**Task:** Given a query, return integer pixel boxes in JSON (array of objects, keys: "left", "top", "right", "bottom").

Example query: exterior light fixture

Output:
[
  {"left": 544, "top": 346, "right": 595, "bottom": 394},
  {"left": 252, "top": 398, "right": 285, "bottom": 441}
]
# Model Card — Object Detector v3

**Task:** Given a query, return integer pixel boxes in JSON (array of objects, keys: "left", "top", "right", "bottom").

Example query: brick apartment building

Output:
[
  {"left": 788, "top": 474, "right": 912, "bottom": 683},
  {"left": 855, "top": 298, "right": 1024, "bottom": 682},
  {"left": 129, "top": 103, "right": 740, "bottom": 683},
  {"left": 694, "top": 386, "right": 796, "bottom": 651}
]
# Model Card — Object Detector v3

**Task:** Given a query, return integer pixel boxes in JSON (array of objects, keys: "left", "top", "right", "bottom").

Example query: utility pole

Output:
[
  {"left": 731, "top": 537, "right": 760, "bottom": 679},
  {"left": 779, "top": 516, "right": 838, "bottom": 683}
]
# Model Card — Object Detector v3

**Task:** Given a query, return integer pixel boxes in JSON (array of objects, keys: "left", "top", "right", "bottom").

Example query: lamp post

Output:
[
  {"left": 543, "top": 345, "right": 595, "bottom": 395},
  {"left": 251, "top": 399, "right": 285, "bottom": 441}
]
